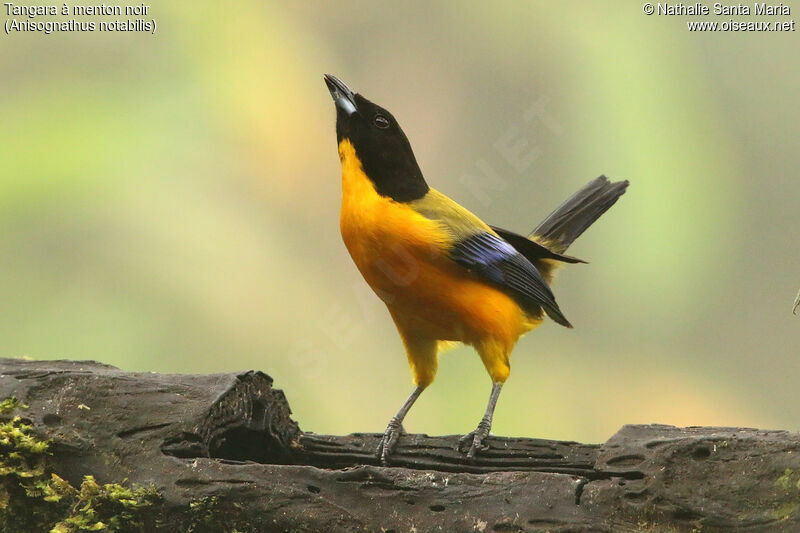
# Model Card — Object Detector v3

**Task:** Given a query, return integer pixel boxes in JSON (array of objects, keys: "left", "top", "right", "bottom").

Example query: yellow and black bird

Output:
[{"left": 324, "top": 74, "right": 628, "bottom": 462}]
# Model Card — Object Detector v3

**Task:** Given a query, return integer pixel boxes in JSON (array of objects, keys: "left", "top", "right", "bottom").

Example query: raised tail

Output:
[{"left": 531, "top": 176, "right": 629, "bottom": 254}]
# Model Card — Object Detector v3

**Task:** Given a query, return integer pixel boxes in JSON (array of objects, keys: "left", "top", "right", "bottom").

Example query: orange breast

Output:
[
  {"left": 337, "top": 140, "right": 539, "bottom": 345},
  {"left": 385, "top": 259, "right": 540, "bottom": 344}
]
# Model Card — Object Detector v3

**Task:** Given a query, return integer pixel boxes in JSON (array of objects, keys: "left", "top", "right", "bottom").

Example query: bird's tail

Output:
[{"left": 531, "top": 176, "right": 629, "bottom": 254}]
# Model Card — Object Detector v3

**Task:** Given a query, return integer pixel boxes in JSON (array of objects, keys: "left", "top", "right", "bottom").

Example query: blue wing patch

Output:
[{"left": 449, "top": 232, "right": 572, "bottom": 328}]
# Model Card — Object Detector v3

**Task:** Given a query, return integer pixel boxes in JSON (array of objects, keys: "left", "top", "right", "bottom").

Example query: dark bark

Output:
[{"left": 1, "top": 358, "right": 799, "bottom": 532}]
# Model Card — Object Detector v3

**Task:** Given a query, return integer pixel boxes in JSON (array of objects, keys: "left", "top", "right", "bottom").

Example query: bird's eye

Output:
[{"left": 374, "top": 115, "right": 390, "bottom": 129}]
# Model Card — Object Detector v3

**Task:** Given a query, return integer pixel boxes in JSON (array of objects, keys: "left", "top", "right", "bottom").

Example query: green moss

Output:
[
  {"left": 0, "top": 397, "right": 166, "bottom": 532},
  {"left": 0, "top": 397, "right": 258, "bottom": 532},
  {"left": 0, "top": 399, "right": 61, "bottom": 531},
  {"left": 633, "top": 520, "right": 685, "bottom": 533},
  {"left": 50, "top": 476, "right": 162, "bottom": 532},
  {"left": 185, "top": 495, "right": 250, "bottom": 533},
  {"left": 772, "top": 501, "right": 800, "bottom": 522},
  {"left": 776, "top": 469, "right": 794, "bottom": 492},
  {"left": 187, "top": 496, "right": 220, "bottom": 531},
  {"left": 769, "top": 468, "right": 800, "bottom": 522},
  {"left": 0, "top": 398, "right": 27, "bottom": 415}
]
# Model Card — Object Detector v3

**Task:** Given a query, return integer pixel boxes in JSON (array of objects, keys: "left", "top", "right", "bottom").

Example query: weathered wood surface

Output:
[{"left": 1, "top": 358, "right": 799, "bottom": 532}]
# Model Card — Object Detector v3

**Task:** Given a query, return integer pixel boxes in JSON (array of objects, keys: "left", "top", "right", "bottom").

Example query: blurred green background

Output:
[{"left": 1, "top": 2, "right": 798, "bottom": 443}]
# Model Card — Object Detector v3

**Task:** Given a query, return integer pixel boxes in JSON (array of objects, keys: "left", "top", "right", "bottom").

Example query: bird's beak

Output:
[{"left": 324, "top": 74, "right": 357, "bottom": 116}]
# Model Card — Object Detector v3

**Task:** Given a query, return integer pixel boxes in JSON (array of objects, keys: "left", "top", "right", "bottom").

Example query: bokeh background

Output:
[{"left": 1, "top": 2, "right": 798, "bottom": 443}]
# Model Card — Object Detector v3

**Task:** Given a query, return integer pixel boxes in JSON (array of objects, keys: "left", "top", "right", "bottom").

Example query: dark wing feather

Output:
[
  {"left": 449, "top": 232, "right": 572, "bottom": 328},
  {"left": 490, "top": 226, "right": 586, "bottom": 265}
]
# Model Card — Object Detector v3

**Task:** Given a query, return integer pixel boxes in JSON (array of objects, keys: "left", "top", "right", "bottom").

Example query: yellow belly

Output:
[{"left": 337, "top": 139, "right": 539, "bottom": 345}]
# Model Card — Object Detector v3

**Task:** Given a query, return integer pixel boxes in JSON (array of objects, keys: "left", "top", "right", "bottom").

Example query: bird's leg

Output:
[
  {"left": 458, "top": 382, "right": 503, "bottom": 459},
  {"left": 376, "top": 385, "right": 425, "bottom": 465},
  {"left": 793, "top": 289, "right": 800, "bottom": 315}
]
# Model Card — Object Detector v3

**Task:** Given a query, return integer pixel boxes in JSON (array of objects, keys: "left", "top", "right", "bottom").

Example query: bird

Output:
[{"left": 323, "top": 74, "right": 629, "bottom": 462}]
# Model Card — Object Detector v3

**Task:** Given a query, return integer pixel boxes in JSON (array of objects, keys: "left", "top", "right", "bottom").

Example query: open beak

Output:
[{"left": 324, "top": 74, "right": 357, "bottom": 116}]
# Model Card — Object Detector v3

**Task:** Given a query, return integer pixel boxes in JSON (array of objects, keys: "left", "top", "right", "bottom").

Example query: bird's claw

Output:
[
  {"left": 457, "top": 423, "right": 491, "bottom": 459},
  {"left": 376, "top": 419, "right": 405, "bottom": 465}
]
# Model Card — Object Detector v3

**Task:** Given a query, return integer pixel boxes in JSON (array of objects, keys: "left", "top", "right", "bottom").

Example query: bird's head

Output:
[{"left": 324, "top": 74, "right": 428, "bottom": 202}]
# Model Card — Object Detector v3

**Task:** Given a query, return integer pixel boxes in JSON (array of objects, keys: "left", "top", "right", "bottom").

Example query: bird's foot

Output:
[
  {"left": 457, "top": 420, "right": 492, "bottom": 459},
  {"left": 376, "top": 418, "right": 406, "bottom": 465}
]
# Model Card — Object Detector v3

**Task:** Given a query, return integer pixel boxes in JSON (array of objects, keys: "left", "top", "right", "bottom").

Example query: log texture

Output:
[{"left": 1, "top": 358, "right": 799, "bottom": 532}]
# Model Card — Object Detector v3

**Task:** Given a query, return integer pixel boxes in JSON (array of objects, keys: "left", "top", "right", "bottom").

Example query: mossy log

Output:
[{"left": 1, "top": 358, "right": 800, "bottom": 532}]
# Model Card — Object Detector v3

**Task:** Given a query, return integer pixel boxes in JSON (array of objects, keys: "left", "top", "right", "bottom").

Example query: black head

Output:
[{"left": 324, "top": 74, "right": 428, "bottom": 203}]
